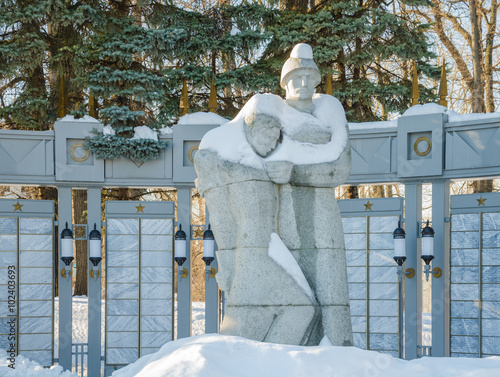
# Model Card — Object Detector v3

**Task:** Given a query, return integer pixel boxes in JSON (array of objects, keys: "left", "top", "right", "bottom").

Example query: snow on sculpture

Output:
[{"left": 194, "top": 43, "right": 353, "bottom": 346}]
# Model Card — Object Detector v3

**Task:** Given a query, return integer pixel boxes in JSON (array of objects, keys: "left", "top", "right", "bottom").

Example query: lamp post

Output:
[
  {"left": 202, "top": 224, "right": 217, "bottom": 279},
  {"left": 202, "top": 224, "right": 215, "bottom": 265},
  {"left": 174, "top": 224, "right": 188, "bottom": 278},
  {"left": 393, "top": 220, "right": 414, "bottom": 359},
  {"left": 60, "top": 222, "right": 74, "bottom": 279},
  {"left": 421, "top": 220, "right": 442, "bottom": 281},
  {"left": 89, "top": 224, "right": 102, "bottom": 279},
  {"left": 393, "top": 221, "right": 415, "bottom": 280}
]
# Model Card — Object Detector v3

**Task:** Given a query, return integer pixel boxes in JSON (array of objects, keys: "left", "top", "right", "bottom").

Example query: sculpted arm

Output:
[{"left": 290, "top": 139, "right": 352, "bottom": 188}]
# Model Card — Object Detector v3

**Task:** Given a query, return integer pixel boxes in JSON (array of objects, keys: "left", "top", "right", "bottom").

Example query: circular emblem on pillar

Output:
[
  {"left": 70, "top": 142, "right": 90, "bottom": 162},
  {"left": 188, "top": 145, "right": 199, "bottom": 163},
  {"left": 414, "top": 136, "right": 431, "bottom": 157}
]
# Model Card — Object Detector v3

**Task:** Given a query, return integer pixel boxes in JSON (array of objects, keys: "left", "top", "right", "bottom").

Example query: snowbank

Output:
[
  {"left": 111, "top": 334, "right": 500, "bottom": 377},
  {"left": 0, "top": 350, "right": 76, "bottom": 377},
  {"left": 177, "top": 112, "right": 229, "bottom": 125}
]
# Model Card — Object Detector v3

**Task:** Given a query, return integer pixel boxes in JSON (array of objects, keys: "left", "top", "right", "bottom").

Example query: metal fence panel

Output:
[
  {"left": 0, "top": 199, "right": 54, "bottom": 367},
  {"left": 450, "top": 193, "right": 500, "bottom": 358},
  {"left": 339, "top": 197, "right": 403, "bottom": 357},
  {"left": 104, "top": 201, "right": 174, "bottom": 371}
]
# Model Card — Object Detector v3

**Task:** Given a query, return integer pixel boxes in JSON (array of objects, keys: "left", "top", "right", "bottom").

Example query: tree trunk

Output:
[
  {"left": 73, "top": 190, "right": 88, "bottom": 296},
  {"left": 117, "top": 188, "right": 130, "bottom": 200},
  {"left": 371, "top": 185, "right": 385, "bottom": 198},
  {"left": 346, "top": 185, "right": 359, "bottom": 199},
  {"left": 469, "top": 0, "right": 485, "bottom": 113},
  {"left": 472, "top": 180, "right": 494, "bottom": 193},
  {"left": 484, "top": 1, "right": 498, "bottom": 112}
]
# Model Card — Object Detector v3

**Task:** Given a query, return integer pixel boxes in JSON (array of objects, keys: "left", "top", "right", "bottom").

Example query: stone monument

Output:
[{"left": 194, "top": 43, "right": 353, "bottom": 346}]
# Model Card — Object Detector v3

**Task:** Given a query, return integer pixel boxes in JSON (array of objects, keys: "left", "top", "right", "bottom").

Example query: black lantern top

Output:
[
  {"left": 393, "top": 221, "right": 405, "bottom": 239},
  {"left": 89, "top": 223, "right": 101, "bottom": 240},
  {"left": 421, "top": 220, "right": 435, "bottom": 237},
  {"left": 61, "top": 222, "right": 73, "bottom": 239},
  {"left": 203, "top": 224, "right": 214, "bottom": 240},
  {"left": 175, "top": 224, "right": 187, "bottom": 240}
]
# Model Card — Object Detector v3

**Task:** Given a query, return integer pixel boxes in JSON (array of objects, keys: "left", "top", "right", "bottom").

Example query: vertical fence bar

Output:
[
  {"left": 478, "top": 212, "right": 483, "bottom": 358},
  {"left": 205, "top": 257, "right": 219, "bottom": 334},
  {"left": 365, "top": 216, "right": 370, "bottom": 350},
  {"left": 205, "top": 209, "right": 219, "bottom": 334},
  {"left": 398, "top": 212, "right": 404, "bottom": 359},
  {"left": 58, "top": 186, "right": 73, "bottom": 371},
  {"left": 87, "top": 187, "right": 102, "bottom": 377},
  {"left": 404, "top": 183, "right": 422, "bottom": 360},
  {"left": 177, "top": 188, "right": 192, "bottom": 338},
  {"left": 15, "top": 218, "right": 20, "bottom": 355},
  {"left": 431, "top": 180, "right": 450, "bottom": 357},
  {"left": 398, "top": 273, "right": 403, "bottom": 358}
]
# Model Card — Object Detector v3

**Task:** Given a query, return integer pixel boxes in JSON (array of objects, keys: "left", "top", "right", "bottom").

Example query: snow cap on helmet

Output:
[{"left": 280, "top": 43, "right": 321, "bottom": 89}]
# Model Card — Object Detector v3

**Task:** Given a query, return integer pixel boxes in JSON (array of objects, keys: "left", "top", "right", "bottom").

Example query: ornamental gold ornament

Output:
[
  {"left": 414, "top": 136, "right": 431, "bottom": 157},
  {"left": 70, "top": 142, "right": 90, "bottom": 162},
  {"left": 188, "top": 145, "right": 199, "bottom": 163}
]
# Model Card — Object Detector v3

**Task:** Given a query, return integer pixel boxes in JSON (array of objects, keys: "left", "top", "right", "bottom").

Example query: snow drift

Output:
[
  {"left": 111, "top": 334, "right": 500, "bottom": 377},
  {"left": 0, "top": 350, "right": 76, "bottom": 377}
]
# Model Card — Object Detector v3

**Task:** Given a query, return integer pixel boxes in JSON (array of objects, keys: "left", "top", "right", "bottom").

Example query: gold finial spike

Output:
[
  {"left": 438, "top": 61, "right": 448, "bottom": 108},
  {"left": 89, "top": 93, "right": 98, "bottom": 119},
  {"left": 208, "top": 73, "right": 217, "bottom": 113},
  {"left": 58, "top": 75, "right": 68, "bottom": 118},
  {"left": 325, "top": 67, "right": 333, "bottom": 95},
  {"left": 180, "top": 78, "right": 189, "bottom": 116},
  {"left": 411, "top": 63, "right": 419, "bottom": 107}
]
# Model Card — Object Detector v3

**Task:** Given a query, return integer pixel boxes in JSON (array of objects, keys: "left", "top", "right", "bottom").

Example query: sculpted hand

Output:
[{"left": 265, "top": 160, "right": 294, "bottom": 184}]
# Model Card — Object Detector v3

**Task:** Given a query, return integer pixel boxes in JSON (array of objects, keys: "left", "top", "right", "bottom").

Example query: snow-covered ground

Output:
[
  {"left": 0, "top": 297, "right": 483, "bottom": 377},
  {"left": 110, "top": 334, "right": 500, "bottom": 377},
  {"left": 53, "top": 296, "right": 205, "bottom": 356},
  {"left": 0, "top": 350, "right": 77, "bottom": 377}
]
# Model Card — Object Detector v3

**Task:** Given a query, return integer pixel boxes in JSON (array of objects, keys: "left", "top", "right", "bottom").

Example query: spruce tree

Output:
[
  {"left": 265, "top": 0, "right": 439, "bottom": 122},
  {"left": 0, "top": 0, "right": 99, "bottom": 129},
  {"left": 83, "top": 0, "right": 168, "bottom": 161},
  {"left": 148, "top": 1, "right": 279, "bottom": 119},
  {"left": 150, "top": 0, "right": 438, "bottom": 122}
]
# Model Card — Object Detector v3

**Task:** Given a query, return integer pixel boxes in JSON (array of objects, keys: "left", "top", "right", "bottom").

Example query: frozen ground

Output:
[
  {"left": 111, "top": 334, "right": 500, "bottom": 377},
  {"left": 0, "top": 350, "right": 77, "bottom": 376},
  {"left": 0, "top": 297, "right": 454, "bottom": 376}
]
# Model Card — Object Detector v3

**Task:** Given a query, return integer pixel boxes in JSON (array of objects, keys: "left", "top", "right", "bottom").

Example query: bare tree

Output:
[{"left": 409, "top": 0, "right": 499, "bottom": 113}]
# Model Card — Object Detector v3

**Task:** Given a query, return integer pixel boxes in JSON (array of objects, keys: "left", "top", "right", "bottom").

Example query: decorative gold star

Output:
[
  {"left": 477, "top": 195, "right": 487, "bottom": 207},
  {"left": 13, "top": 201, "right": 23, "bottom": 212},
  {"left": 364, "top": 201, "right": 373, "bottom": 211},
  {"left": 136, "top": 204, "right": 145, "bottom": 213}
]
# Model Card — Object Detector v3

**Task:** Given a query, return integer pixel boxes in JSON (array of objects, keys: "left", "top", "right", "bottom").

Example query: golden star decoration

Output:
[
  {"left": 364, "top": 201, "right": 373, "bottom": 211},
  {"left": 13, "top": 201, "right": 23, "bottom": 212},
  {"left": 136, "top": 204, "right": 145, "bottom": 213},
  {"left": 477, "top": 195, "right": 487, "bottom": 207}
]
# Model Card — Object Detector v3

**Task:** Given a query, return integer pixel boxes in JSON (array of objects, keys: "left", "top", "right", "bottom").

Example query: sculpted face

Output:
[
  {"left": 244, "top": 113, "right": 281, "bottom": 158},
  {"left": 285, "top": 69, "right": 317, "bottom": 101}
]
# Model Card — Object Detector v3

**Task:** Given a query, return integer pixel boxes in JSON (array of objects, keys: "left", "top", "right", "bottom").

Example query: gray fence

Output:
[
  {"left": 0, "top": 200, "right": 55, "bottom": 367},
  {"left": 0, "top": 110, "right": 499, "bottom": 376},
  {"left": 104, "top": 201, "right": 175, "bottom": 374},
  {"left": 339, "top": 198, "right": 403, "bottom": 357},
  {"left": 450, "top": 193, "right": 500, "bottom": 357}
]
